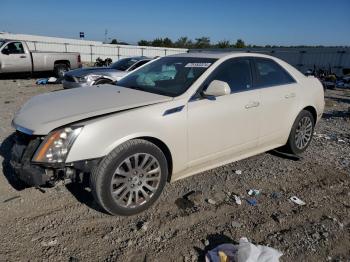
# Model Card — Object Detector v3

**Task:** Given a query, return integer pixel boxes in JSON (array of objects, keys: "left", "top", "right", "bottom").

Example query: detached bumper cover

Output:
[{"left": 10, "top": 132, "right": 51, "bottom": 186}]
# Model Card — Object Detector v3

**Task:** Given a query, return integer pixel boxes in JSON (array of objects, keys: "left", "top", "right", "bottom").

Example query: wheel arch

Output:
[
  {"left": 94, "top": 76, "right": 114, "bottom": 83},
  {"left": 54, "top": 60, "right": 70, "bottom": 67},
  {"left": 101, "top": 134, "right": 174, "bottom": 182},
  {"left": 302, "top": 105, "right": 317, "bottom": 124},
  {"left": 285, "top": 105, "right": 318, "bottom": 144},
  {"left": 136, "top": 136, "right": 173, "bottom": 182}
]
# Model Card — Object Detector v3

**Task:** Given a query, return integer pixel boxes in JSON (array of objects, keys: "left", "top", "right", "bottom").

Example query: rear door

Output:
[
  {"left": 187, "top": 58, "right": 261, "bottom": 166},
  {"left": 253, "top": 58, "right": 299, "bottom": 147},
  {"left": 0, "top": 42, "right": 31, "bottom": 73}
]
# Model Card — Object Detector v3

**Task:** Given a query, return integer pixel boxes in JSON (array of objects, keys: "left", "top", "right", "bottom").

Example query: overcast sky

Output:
[{"left": 1, "top": 0, "right": 349, "bottom": 46}]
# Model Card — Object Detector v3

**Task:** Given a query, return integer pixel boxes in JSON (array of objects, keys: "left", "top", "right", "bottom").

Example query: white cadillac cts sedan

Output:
[{"left": 11, "top": 52, "right": 324, "bottom": 215}]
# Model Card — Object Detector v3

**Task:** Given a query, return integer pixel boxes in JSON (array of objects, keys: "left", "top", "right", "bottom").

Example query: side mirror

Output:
[{"left": 203, "top": 80, "right": 231, "bottom": 97}]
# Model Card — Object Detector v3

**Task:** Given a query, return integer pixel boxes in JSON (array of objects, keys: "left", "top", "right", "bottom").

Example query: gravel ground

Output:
[{"left": 0, "top": 79, "right": 349, "bottom": 262}]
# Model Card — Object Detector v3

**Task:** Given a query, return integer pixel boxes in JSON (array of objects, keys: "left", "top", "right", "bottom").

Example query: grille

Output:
[{"left": 12, "top": 131, "right": 41, "bottom": 164}]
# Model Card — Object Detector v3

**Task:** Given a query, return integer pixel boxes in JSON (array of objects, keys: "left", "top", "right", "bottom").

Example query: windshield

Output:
[
  {"left": 116, "top": 57, "right": 217, "bottom": 97},
  {"left": 111, "top": 58, "right": 141, "bottom": 71},
  {"left": 0, "top": 40, "right": 5, "bottom": 48}
]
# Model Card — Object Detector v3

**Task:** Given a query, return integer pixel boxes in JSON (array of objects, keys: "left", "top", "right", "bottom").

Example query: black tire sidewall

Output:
[
  {"left": 94, "top": 141, "right": 168, "bottom": 216},
  {"left": 287, "top": 110, "right": 315, "bottom": 155},
  {"left": 54, "top": 64, "right": 69, "bottom": 78}
]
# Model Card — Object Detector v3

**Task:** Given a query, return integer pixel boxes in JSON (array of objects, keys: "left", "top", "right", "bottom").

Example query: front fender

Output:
[{"left": 65, "top": 101, "right": 188, "bottom": 174}]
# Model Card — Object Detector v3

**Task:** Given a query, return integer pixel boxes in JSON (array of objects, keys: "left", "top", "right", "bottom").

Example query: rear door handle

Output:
[
  {"left": 285, "top": 93, "right": 296, "bottom": 99},
  {"left": 245, "top": 101, "right": 260, "bottom": 109},
  {"left": 19, "top": 56, "right": 27, "bottom": 58}
]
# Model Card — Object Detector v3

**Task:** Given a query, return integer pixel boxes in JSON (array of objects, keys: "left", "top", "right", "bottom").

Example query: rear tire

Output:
[
  {"left": 54, "top": 64, "right": 69, "bottom": 78},
  {"left": 90, "top": 139, "right": 168, "bottom": 216},
  {"left": 284, "top": 110, "right": 315, "bottom": 155}
]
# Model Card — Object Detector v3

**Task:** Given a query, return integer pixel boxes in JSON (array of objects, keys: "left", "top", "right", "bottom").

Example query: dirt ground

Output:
[{"left": 0, "top": 79, "right": 349, "bottom": 262}]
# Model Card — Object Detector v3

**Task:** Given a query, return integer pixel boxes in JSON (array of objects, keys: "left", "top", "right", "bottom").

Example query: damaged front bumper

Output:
[
  {"left": 10, "top": 131, "right": 57, "bottom": 186},
  {"left": 10, "top": 131, "right": 99, "bottom": 187}
]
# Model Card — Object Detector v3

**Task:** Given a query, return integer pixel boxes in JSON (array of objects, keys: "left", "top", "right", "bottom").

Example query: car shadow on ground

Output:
[
  {"left": 0, "top": 72, "right": 56, "bottom": 80},
  {"left": 268, "top": 149, "right": 302, "bottom": 161},
  {"left": 0, "top": 133, "right": 27, "bottom": 191},
  {"left": 65, "top": 182, "right": 108, "bottom": 214},
  {"left": 194, "top": 234, "right": 237, "bottom": 260}
]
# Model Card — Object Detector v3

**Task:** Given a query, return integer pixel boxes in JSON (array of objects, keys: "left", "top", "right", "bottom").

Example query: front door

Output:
[
  {"left": 187, "top": 58, "right": 261, "bottom": 166},
  {"left": 0, "top": 42, "right": 31, "bottom": 73}
]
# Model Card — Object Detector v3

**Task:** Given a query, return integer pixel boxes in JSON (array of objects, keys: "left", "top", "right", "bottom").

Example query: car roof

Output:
[{"left": 168, "top": 51, "right": 276, "bottom": 59}]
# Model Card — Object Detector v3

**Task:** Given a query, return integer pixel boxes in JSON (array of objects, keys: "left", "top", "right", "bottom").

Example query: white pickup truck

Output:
[{"left": 0, "top": 39, "right": 82, "bottom": 77}]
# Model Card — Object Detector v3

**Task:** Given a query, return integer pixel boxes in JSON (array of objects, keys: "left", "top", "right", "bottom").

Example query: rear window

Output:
[
  {"left": 254, "top": 58, "right": 295, "bottom": 87},
  {"left": 111, "top": 58, "right": 140, "bottom": 71}
]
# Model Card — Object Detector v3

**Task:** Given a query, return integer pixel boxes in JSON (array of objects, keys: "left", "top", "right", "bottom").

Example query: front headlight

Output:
[
  {"left": 87, "top": 74, "right": 102, "bottom": 82},
  {"left": 32, "top": 126, "right": 83, "bottom": 164},
  {"left": 77, "top": 75, "right": 102, "bottom": 83}
]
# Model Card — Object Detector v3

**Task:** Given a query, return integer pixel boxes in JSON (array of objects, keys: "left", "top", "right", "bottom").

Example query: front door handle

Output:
[
  {"left": 19, "top": 56, "right": 27, "bottom": 58},
  {"left": 245, "top": 101, "right": 260, "bottom": 109},
  {"left": 285, "top": 93, "right": 296, "bottom": 99}
]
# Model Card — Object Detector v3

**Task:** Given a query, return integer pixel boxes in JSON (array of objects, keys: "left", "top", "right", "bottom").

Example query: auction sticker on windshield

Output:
[{"left": 185, "top": 63, "right": 212, "bottom": 68}]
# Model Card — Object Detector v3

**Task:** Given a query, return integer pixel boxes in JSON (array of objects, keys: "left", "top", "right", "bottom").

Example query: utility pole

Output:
[{"left": 104, "top": 29, "right": 108, "bottom": 44}]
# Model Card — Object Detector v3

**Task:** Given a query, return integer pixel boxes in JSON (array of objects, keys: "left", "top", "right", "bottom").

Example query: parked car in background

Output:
[
  {"left": 11, "top": 52, "right": 324, "bottom": 216},
  {"left": 336, "top": 76, "right": 350, "bottom": 89},
  {"left": 62, "top": 56, "right": 152, "bottom": 88},
  {"left": 0, "top": 39, "right": 81, "bottom": 77}
]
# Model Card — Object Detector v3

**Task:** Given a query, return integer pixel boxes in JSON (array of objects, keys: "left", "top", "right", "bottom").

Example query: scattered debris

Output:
[
  {"left": 290, "top": 196, "right": 306, "bottom": 206},
  {"left": 245, "top": 199, "right": 257, "bottom": 206},
  {"left": 36, "top": 78, "right": 48, "bottom": 85},
  {"left": 186, "top": 190, "right": 203, "bottom": 206},
  {"left": 207, "top": 198, "right": 217, "bottom": 205},
  {"left": 233, "top": 195, "right": 242, "bottom": 205},
  {"left": 2, "top": 196, "right": 21, "bottom": 203},
  {"left": 205, "top": 237, "right": 283, "bottom": 262},
  {"left": 247, "top": 189, "right": 261, "bottom": 196},
  {"left": 231, "top": 221, "right": 242, "bottom": 228},
  {"left": 41, "top": 239, "right": 58, "bottom": 247},
  {"left": 235, "top": 170, "right": 242, "bottom": 175},
  {"left": 270, "top": 192, "right": 282, "bottom": 199},
  {"left": 271, "top": 212, "right": 286, "bottom": 224},
  {"left": 36, "top": 77, "right": 62, "bottom": 85},
  {"left": 136, "top": 221, "right": 149, "bottom": 231},
  {"left": 47, "top": 77, "right": 58, "bottom": 83}
]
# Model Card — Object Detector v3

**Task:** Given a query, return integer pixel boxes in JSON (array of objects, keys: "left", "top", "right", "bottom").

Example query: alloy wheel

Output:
[
  {"left": 295, "top": 116, "right": 313, "bottom": 150},
  {"left": 110, "top": 153, "right": 161, "bottom": 208}
]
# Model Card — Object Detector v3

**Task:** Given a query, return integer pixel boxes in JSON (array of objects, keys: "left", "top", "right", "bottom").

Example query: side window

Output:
[
  {"left": 207, "top": 59, "right": 252, "bottom": 93},
  {"left": 254, "top": 58, "right": 295, "bottom": 87},
  {"left": 128, "top": 60, "right": 150, "bottom": 71},
  {"left": 2, "top": 42, "right": 25, "bottom": 54}
]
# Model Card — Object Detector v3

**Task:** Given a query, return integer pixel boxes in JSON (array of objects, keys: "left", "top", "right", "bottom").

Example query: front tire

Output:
[
  {"left": 284, "top": 110, "right": 315, "bottom": 155},
  {"left": 90, "top": 139, "right": 168, "bottom": 216}
]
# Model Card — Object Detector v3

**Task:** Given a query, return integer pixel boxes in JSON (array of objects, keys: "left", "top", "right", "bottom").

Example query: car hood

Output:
[
  {"left": 67, "top": 67, "right": 123, "bottom": 77},
  {"left": 13, "top": 85, "right": 172, "bottom": 135}
]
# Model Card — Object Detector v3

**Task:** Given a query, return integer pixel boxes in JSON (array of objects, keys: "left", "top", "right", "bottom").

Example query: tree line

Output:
[
  {"left": 109, "top": 37, "right": 347, "bottom": 49},
  {"left": 137, "top": 37, "right": 246, "bottom": 49}
]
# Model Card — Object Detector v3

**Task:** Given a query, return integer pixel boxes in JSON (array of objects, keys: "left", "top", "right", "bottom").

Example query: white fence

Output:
[{"left": 0, "top": 32, "right": 188, "bottom": 62}]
